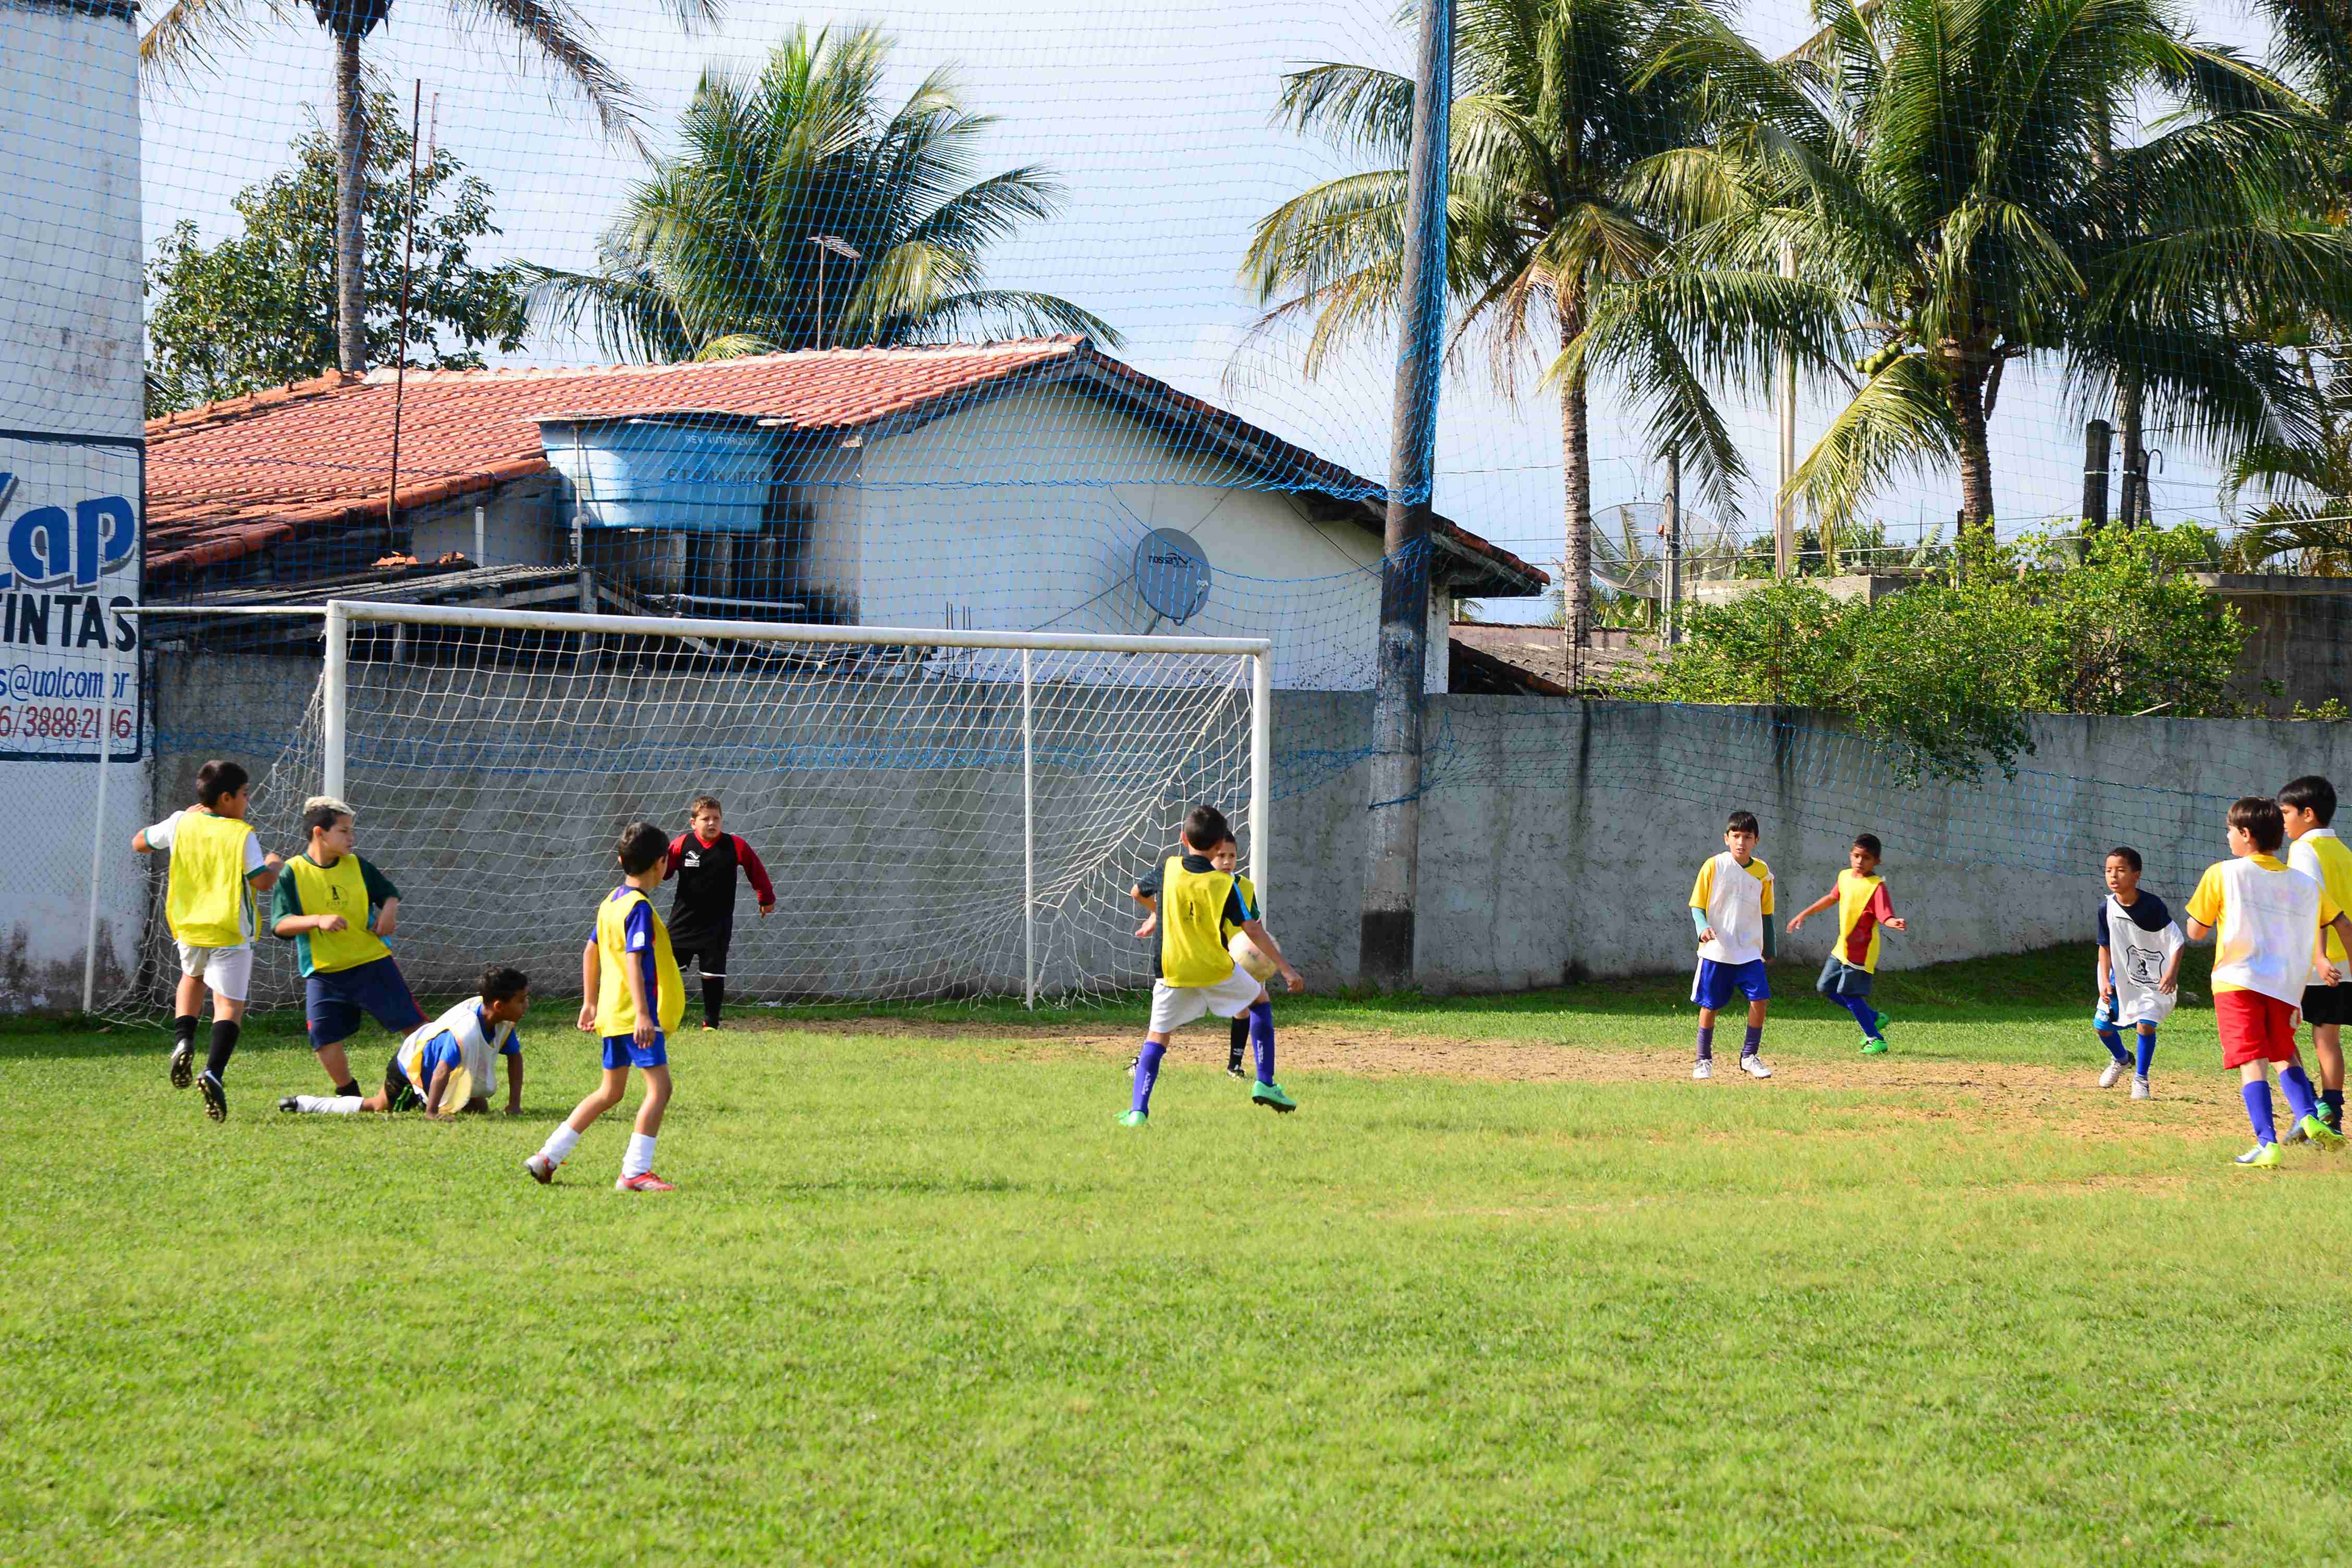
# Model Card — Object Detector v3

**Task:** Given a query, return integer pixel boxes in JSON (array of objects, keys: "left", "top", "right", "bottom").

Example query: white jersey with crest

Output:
[{"left": 2101, "top": 894, "right": 2184, "bottom": 1026}]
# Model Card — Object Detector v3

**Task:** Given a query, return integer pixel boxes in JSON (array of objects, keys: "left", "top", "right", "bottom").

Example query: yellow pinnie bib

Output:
[
  {"left": 164, "top": 811, "right": 258, "bottom": 948},
  {"left": 285, "top": 853, "right": 392, "bottom": 973},
  {"left": 1158, "top": 855, "right": 1240, "bottom": 987},
  {"left": 595, "top": 886, "right": 684, "bottom": 1036}
]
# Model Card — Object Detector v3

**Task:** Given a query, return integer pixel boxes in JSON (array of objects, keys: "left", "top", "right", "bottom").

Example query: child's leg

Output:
[
  {"left": 1228, "top": 1013, "right": 1248, "bottom": 1073},
  {"left": 1743, "top": 997, "right": 1768, "bottom": 1056},
  {"left": 623, "top": 1064, "right": 672, "bottom": 1177},
  {"left": 2241, "top": 1060, "right": 2279, "bottom": 1145},
  {"left": 2315, "top": 1022, "right": 2345, "bottom": 1125},
  {"left": 1695, "top": 1005, "right": 1718, "bottom": 1062},
  {"left": 2279, "top": 1049, "right": 2322, "bottom": 1125},
  {"left": 202, "top": 982, "right": 248, "bottom": 1094},
  {"left": 2134, "top": 1023, "right": 2157, "bottom": 1081},
  {"left": 538, "top": 1065, "right": 630, "bottom": 1168},
  {"left": 1132, "top": 1030, "right": 1170, "bottom": 1114},
  {"left": 2094, "top": 1002, "right": 2129, "bottom": 1065},
  {"left": 1246, "top": 991, "right": 1275, "bottom": 1084}
]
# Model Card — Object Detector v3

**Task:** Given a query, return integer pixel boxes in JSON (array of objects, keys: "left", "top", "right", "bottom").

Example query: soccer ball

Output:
[{"left": 1228, "top": 930, "right": 1278, "bottom": 982}]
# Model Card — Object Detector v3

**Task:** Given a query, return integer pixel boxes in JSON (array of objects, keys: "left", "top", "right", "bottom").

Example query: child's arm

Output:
[
  {"left": 1239, "top": 917, "right": 1303, "bottom": 993},
  {"left": 371, "top": 896, "right": 399, "bottom": 939},
  {"left": 625, "top": 953, "right": 656, "bottom": 1046},
  {"left": 2157, "top": 946, "right": 2183, "bottom": 994},
  {"left": 736, "top": 837, "right": 778, "bottom": 917},
  {"left": 2094, "top": 941, "right": 2113, "bottom": 1000},
  {"left": 1785, "top": 890, "right": 1838, "bottom": 934},
  {"left": 422, "top": 1059, "right": 454, "bottom": 1119},
  {"left": 578, "top": 941, "right": 599, "bottom": 1032},
  {"left": 132, "top": 829, "right": 153, "bottom": 854},
  {"left": 248, "top": 854, "right": 284, "bottom": 894},
  {"left": 274, "top": 912, "right": 348, "bottom": 936},
  {"left": 1877, "top": 885, "right": 1905, "bottom": 934},
  {"left": 1131, "top": 884, "right": 1158, "bottom": 939},
  {"left": 2328, "top": 914, "right": 2352, "bottom": 972},
  {"left": 505, "top": 1051, "right": 524, "bottom": 1115}
]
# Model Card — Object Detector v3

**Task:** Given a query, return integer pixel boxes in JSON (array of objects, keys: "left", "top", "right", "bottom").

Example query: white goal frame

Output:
[{"left": 317, "top": 599, "right": 1274, "bottom": 1009}]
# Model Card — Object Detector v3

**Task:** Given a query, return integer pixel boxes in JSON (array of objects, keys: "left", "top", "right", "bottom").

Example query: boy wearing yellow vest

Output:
[
  {"left": 2281, "top": 775, "right": 2352, "bottom": 1132},
  {"left": 525, "top": 822, "right": 684, "bottom": 1191},
  {"left": 1119, "top": 804, "right": 1302, "bottom": 1128},
  {"left": 271, "top": 797, "right": 427, "bottom": 1099},
  {"left": 133, "top": 760, "right": 284, "bottom": 1121}
]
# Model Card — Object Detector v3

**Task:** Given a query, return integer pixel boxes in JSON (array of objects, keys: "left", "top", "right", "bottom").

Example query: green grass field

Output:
[{"left": 8, "top": 944, "right": 2350, "bottom": 1565}]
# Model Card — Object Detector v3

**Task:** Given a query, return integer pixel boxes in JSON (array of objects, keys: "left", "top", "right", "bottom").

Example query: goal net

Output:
[{"left": 119, "top": 603, "right": 1269, "bottom": 1014}]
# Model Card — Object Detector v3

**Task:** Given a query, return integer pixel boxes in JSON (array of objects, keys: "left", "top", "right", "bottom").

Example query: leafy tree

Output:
[
  {"left": 1613, "top": 528, "right": 2246, "bottom": 779},
  {"left": 2223, "top": 359, "right": 2352, "bottom": 573},
  {"left": 519, "top": 26, "right": 1116, "bottom": 361},
  {"left": 1240, "top": 0, "right": 1730, "bottom": 652},
  {"left": 1575, "top": 0, "right": 2352, "bottom": 537},
  {"left": 140, "top": 0, "right": 707, "bottom": 375},
  {"left": 145, "top": 100, "right": 525, "bottom": 417}
]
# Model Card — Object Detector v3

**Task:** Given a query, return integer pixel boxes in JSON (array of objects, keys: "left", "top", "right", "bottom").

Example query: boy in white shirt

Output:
[
  {"left": 1687, "top": 810, "right": 1775, "bottom": 1081},
  {"left": 2091, "top": 846, "right": 2183, "bottom": 1100}
]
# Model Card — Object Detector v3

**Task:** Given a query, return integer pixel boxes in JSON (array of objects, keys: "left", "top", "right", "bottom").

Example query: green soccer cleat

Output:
[
  {"left": 1859, "top": 1037, "right": 1890, "bottom": 1055},
  {"left": 1251, "top": 1080, "right": 1298, "bottom": 1113},
  {"left": 2236, "top": 1142, "right": 2282, "bottom": 1168},
  {"left": 1116, "top": 1110, "right": 1148, "bottom": 1128},
  {"left": 2299, "top": 1113, "right": 2345, "bottom": 1149}
]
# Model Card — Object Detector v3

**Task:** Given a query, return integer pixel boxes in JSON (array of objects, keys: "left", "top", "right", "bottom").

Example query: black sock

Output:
[
  {"left": 2326, "top": 1089, "right": 2345, "bottom": 1122},
  {"left": 702, "top": 975, "right": 724, "bottom": 1027},
  {"left": 204, "top": 1020, "right": 241, "bottom": 1080},
  {"left": 173, "top": 1014, "right": 198, "bottom": 1051},
  {"left": 333, "top": 1080, "right": 361, "bottom": 1099},
  {"left": 1228, "top": 1016, "right": 1248, "bottom": 1068}
]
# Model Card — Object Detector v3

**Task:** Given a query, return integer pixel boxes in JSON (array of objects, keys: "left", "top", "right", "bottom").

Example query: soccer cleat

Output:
[
  {"left": 2285, "top": 1123, "right": 2309, "bottom": 1145},
  {"left": 169, "top": 1039, "right": 193, "bottom": 1089},
  {"left": 278, "top": 1096, "right": 300, "bottom": 1113},
  {"left": 2324, "top": 1102, "right": 2346, "bottom": 1134},
  {"left": 2099, "top": 1060, "right": 2128, "bottom": 1089},
  {"left": 2299, "top": 1113, "right": 2345, "bottom": 1149},
  {"left": 1740, "top": 1055, "right": 1772, "bottom": 1080},
  {"left": 2236, "top": 1142, "right": 2282, "bottom": 1168},
  {"left": 1125, "top": 1053, "right": 1140, "bottom": 1072},
  {"left": 1227, "top": 1059, "right": 1248, "bottom": 1080},
  {"left": 2130, "top": 1077, "right": 2152, "bottom": 1100},
  {"left": 700, "top": 1023, "right": 720, "bottom": 1033},
  {"left": 616, "top": 1172, "right": 677, "bottom": 1192},
  {"left": 1115, "top": 1109, "right": 1148, "bottom": 1128},
  {"left": 1860, "top": 1038, "right": 1890, "bottom": 1055},
  {"left": 1251, "top": 1080, "right": 1297, "bottom": 1113},
  {"left": 197, "top": 1071, "right": 227, "bottom": 1122},
  {"left": 523, "top": 1153, "right": 556, "bottom": 1185},
  {"left": 1693, "top": 1059, "right": 1712, "bottom": 1080}
]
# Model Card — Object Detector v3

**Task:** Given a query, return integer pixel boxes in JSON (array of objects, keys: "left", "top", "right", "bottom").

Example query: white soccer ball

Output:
[{"left": 1228, "top": 930, "right": 1278, "bottom": 982}]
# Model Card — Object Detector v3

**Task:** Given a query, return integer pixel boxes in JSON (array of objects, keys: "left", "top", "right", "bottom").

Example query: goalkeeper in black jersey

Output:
[{"left": 663, "top": 795, "right": 775, "bottom": 1029}]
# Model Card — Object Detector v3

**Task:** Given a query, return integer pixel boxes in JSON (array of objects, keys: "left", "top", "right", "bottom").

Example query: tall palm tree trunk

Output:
[
  {"left": 333, "top": 26, "right": 367, "bottom": 373},
  {"left": 1559, "top": 314, "right": 1593, "bottom": 663},
  {"left": 2115, "top": 371, "right": 2143, "bottom": 529},
  {"left": 1947, "top": 369, "right": 1995, "bottom": 536}
]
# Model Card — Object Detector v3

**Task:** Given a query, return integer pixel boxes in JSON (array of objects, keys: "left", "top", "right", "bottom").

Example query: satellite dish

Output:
[{"left": 1133, "top": 528, "right": 1212, "bottom": 624}]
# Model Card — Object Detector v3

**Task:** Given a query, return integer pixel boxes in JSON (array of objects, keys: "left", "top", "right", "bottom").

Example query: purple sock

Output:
[
  {"left": 2244, "top": 1080, "right": 2278, "bottom": 1145},
  {"left": 1247, "top": 1000, "right": 1275, "bottom": 1084},
  {"left": 1696, "top": 1025, "right": 1715, "bottom": 1063},
  {"left": 1742, "top": 1024, "right": 1763, "bottom": 1057},
  {"left": 1132, "top": 1042, "right": 1165, "bottom": 1114},
  {"left": 2281, "top": 1064, "right": 2319, "bottom": 1123}
]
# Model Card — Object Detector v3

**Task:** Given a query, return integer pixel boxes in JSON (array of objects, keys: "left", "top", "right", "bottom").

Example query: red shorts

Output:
[{"left": 2216, "top": 989, "right": 2301, "bottom": 1068}]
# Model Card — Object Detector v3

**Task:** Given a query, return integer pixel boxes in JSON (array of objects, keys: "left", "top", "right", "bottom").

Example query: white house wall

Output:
[
  {"left": 407, "top": 481, "right": 563, "bottom": 569},
  {"left": 846, "top": 384, "right": 1457, "bottom": 692}
]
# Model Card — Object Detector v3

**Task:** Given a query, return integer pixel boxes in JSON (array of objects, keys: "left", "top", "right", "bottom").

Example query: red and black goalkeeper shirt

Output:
[{"left": 664, "top": 831, "right": 776, "bottom": 949}]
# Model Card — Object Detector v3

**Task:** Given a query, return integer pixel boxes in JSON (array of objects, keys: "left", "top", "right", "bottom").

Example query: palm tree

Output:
[
  {"left": 518, "top": 26, "right": 1117, "bottom": 362},
  {"left": 140, "top": 0, "right": 710, "bottom": 375},
  {"left": 1239, "top": 0, "right": 1729, "bottom": 650},
  {"left": 1574, "top": 0, "right": 2352, "bottom": 538},
  {"left": 2224, "top": 361, "right": 2352, "bottom": 572}
]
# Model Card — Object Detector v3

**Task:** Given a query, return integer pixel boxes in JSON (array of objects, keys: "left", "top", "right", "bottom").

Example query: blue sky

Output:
[{"left": 138, "top": 0, "right": 2279, "bottom": 612}]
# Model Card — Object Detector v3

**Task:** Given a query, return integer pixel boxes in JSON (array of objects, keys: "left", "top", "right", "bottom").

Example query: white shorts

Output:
[
  {"left": 1147, "top": 967, "right": 1264, "bottom": 1034},
  {"left": 175, "top": 941, "right": 254, "bottom": 1002}
]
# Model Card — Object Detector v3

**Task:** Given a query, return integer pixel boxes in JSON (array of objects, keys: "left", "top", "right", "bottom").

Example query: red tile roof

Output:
[{"left": 144, "top": 338, "right": 1546, "bottom": 591}]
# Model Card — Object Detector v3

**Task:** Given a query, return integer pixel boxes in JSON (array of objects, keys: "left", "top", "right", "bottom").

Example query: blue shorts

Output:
[
  {"left": 1817, "top": 954, "right": 1876, "bottom": 998},
  {"left": 305, "top": 957, "right": 427, "bottom": 1050},
  {"left": 1693, "top": 958, "right": 1770, "bottom": 1010},
  {"left": 602, "top": 1032, "right": 669, "bottom": 1070}
]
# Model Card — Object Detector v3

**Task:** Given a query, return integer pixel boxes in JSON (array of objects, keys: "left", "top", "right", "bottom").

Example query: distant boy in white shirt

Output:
[
  {"left": 2091, "top": 846, "right": 2183, "bottom": 1100},
  {"left": 2280, "top": 775, "right": 2352, "bottom": 1132},
  {"left": 132, "top": 759, "right": 284, "bottom": 1122},
  {"left": 1687, "top": 810, "right": 1775, "bottom": 1081}
]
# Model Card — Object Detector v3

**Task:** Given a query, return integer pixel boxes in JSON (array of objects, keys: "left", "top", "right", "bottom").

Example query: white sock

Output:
[
  {"left": 622, "top": 1132, "right": 656, "bottom": 1179},
  {"left": 295, "top": 1094, "right": 362, "bottom": 1114},
  {"left": 542, "top": 1123, "right": 582, "bottom": 1166}
]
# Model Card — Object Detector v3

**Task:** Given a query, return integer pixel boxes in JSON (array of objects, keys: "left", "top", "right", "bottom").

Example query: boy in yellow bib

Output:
[
  {"left": 271, "top": 797, "right": 426, "bottom": 1100},
  {"left": 1120, "top": 804, "right": 1302, "bottom": 1127},
  {"left": 525, "top": 822, "right": 684, "bottom": 1192},
  {"left": 133, "top": 760, "right": 283, "bottom": 1121}
]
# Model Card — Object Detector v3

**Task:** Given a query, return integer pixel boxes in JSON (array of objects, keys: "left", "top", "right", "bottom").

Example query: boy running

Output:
[
  {"left": 2183, "top": 796, "right": 2352, "bottom": 1167},
  {"left": 1132, "top": 836, "right": 1265, "bottom": 1079},
  {"left": 1121, "top": 804, "right": 1302, "bottom": 1126},
  {"left": 133, "top": 759, "right": 284, "bottom": 1121},
  {"left": 1688, "top": 810, "right": 1775, "bottom": 1080},
  {"left": 1788, "top": 833, "right": 1908, "bottom": 1055},
  {"left": 281, "top": 965, "right": 528, "bottom": 1118},
  {"left": 2092, "top": 846, "right": 2183, "bottom": 1099},
  {"left": 664, "top": 795, "right": 775, "bottom": 1031},
  {"left": 271, "top": 796, "right": 427, "bottom": 1099},
  {"left": 526, "top": 822, "right": 684, "bottom": 1191},
  {"left": 2280, "top": 775, "right": 2352, "bottom": 1132}
]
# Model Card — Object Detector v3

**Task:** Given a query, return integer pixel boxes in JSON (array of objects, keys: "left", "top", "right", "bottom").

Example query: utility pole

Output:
[
  {"left": 2082, "top": 419, "right": 2111, "bottom": 531},
  {"left": 1664, "top": 445, "right": 1683, "bottom": 646},
  {"left": 1775, "top": 239, "right": 1798, "bottom": 576},
  {"left": 1359, "top": 0, "right": 1454, "bottom": 992}
]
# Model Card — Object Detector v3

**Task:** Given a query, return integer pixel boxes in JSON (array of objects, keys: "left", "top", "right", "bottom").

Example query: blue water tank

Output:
[{"left": 534, "top": 412, "right": 778, "bottom": 533}]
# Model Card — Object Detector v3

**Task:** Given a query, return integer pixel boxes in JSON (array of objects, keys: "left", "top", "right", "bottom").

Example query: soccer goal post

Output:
[{"left": 222, "top": 599, "right": 1271, "bottom": 1011}]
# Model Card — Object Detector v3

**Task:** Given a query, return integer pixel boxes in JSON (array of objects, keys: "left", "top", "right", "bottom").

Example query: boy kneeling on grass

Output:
[{"left": 280, "top": 965, "right": 529, "bottom": 1118}]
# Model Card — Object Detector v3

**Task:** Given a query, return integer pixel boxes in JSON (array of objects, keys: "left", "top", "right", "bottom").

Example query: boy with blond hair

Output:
[
  {"left": 2184, "top": 796, "right": 2352, "bottom": 1167},
  {"left": 271, "top": 795, "right": 426, "bottom": 1099}
]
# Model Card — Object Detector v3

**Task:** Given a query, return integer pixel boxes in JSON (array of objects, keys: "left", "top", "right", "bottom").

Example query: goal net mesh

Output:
[{"left": 114, "top": 618, "right": 1258, "bottom": 1015}]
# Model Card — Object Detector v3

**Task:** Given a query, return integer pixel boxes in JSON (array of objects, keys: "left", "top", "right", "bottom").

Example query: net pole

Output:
[
  {"left": 323, "top": 601, "right": 349, "bottom": 799},
  {"left": 1251, "top": 650, "right": 1272, "bottom": 918},
  {"left": 1022, "top": 646, "right": 1036, "bottom": 1011},
  {"left": 81, "top": 619, "right": 121, "bottom": 1013}
]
